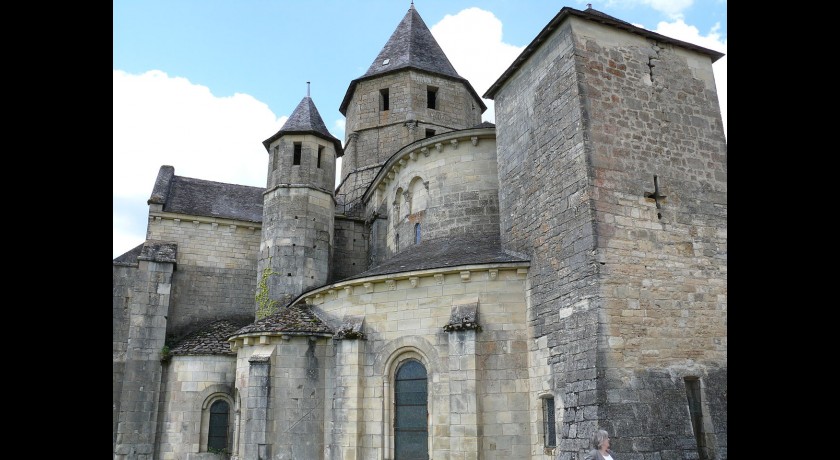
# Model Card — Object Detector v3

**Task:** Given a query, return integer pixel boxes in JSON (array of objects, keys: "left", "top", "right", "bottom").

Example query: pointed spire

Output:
[
  {"left": 282, "top": 96, "right": 330, "bottom": 134},
  {"left": 340, "top": 5, "right": 486, "bottom": 115},
  {"left": 262, "top": 95, "right": 343, "bottom": 156},
  {"left": 360, "top": 5, "right": 460, "bottom": 79}
]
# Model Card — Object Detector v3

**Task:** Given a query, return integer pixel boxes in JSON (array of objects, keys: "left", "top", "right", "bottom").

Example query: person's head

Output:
[{"left": 591, "top": 429, "right": 610, "bottom": 450}]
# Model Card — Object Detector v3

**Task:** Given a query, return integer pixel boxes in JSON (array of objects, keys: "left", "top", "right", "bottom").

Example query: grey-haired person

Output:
[{"left": 583, "top": 429, "right": 614, "bottom": 460}]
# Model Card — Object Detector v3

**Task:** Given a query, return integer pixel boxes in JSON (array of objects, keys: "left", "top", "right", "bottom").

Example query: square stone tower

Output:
[{"left": 486, "top": 7, "right": 727, "bottom": 459}]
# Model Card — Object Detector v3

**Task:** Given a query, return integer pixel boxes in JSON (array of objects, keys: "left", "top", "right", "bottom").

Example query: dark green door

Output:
[{"left": 394, "top": 359, "right": 428, "bottom": 460}]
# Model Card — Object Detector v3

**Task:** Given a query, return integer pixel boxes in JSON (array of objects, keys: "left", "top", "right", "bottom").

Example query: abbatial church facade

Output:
[{"left": 113, "top": 5, "right": 727, "bottom": 460}]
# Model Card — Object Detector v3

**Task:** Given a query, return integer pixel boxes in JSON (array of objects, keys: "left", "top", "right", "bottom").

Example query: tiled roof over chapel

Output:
[
  {"left": 230, "top": 304, "right": 334, "bottom": 338},
  {"left": 170, "top": 319, "right": 250, "bottom": 356}
]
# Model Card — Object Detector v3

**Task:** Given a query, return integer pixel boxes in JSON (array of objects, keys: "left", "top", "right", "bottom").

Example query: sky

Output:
[{"left": 114, "top": 0, "right": 727, "bottom": 259}]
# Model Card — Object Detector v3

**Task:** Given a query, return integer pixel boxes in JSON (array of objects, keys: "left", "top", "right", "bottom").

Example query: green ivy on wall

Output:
[{"left": 255, "top": 258, "right": 279, "bottom": 320}]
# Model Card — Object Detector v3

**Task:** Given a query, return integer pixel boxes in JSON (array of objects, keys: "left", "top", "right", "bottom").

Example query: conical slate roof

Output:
[
  {"left": 262, "top": 96, "right": 343, "bottom": 155},
  {"left": 229, "top": 303, "right": 334, "bottom": 338},
  {"left": 339, "top": 5, "right": 486, "bottom": 115},
  {"left": 361, "top": 4, "right": 460, "bottom": 79}
]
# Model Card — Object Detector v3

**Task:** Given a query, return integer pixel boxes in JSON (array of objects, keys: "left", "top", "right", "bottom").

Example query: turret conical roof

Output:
[
  {"left": 263, "top": 96, "right": 343, "bottom": 156},
  {"left": 339, "top": 5, "right": 486, "bottom": 115},
  {"left": 361, "top": 4, "right": 460, "bottom": 79}
]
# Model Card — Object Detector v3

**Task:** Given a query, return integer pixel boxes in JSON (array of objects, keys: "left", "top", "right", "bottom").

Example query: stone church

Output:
[{"left": 113, "top": 4, "right": 727, "bottom": 460}]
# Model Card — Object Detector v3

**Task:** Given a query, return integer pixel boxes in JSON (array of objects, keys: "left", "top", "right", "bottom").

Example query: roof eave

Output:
[
  {"left": 339, "top": 67, "right": 487, "bottom": 116},
  {"left": 262, "top": 130, "right": 344, "bottom": 158},
  {"left": 484, "top": 7, "right": 725, "bottom": 99}
]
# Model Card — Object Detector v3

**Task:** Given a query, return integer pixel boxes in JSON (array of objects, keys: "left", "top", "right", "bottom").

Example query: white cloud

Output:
[
  {"left": 113, "top": 69, "right": 286, "bottom": 258},
  {"left": 113, "top": 9, "right": 726, "bottom": 259},
  {"left": 334, "top": 118, "right": 346, "bottom": 140},
  {"left": 602, "top": 0, "right": 695, "bottom": 19},
  {"left": 431, "top": 8, "right": 525, "bottom": 123},
  {"left": 334, "top": 118, "right": 346, "bottom": 187},
  {"left": 433, "top": 8, "right": 725, "bottom": 139},
  {"left": 640, "top": 0, "right": 695, "bottom": 18}
]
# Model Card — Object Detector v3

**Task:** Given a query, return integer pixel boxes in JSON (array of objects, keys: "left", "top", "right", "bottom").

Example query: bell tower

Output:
[
  {"left": 258, "top": 85, "right": 344, "bottom": 310},
  {"left": 336, "top": 4, "right": 486, "bottom": 208}
]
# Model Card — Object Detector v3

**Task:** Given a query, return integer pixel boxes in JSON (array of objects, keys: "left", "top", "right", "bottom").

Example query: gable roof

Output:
[
  {"left": 147, "top": 165, "right": 264, "bottom": 223},
  {"left": 339, "top": 5, "right": 486, "bottom": 115},
  {"left": 484, "top": 6, "right": 725, "bottom": 99},
  {"left": 262, "top": 96, "right": 344, "bottom": 156}
]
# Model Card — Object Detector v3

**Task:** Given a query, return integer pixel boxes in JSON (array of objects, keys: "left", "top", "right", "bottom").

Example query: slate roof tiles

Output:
[
  {"left": 170, "top": 319, "right": 251, "bottom": 356},
  {"left": 340, "top": 233, "right": 528, "bottom": 281},
  {"left": 230, "top": 303, "right": 334, "bottom": 337},
  {"left": 147, "top": 165, "right": 264, "bottom": 223},
  {"left": 261, "top": 96, "right": 343, "bottom": 155},
  {"left": 340, "top": 5, "right": 486, "bottom": 114}
]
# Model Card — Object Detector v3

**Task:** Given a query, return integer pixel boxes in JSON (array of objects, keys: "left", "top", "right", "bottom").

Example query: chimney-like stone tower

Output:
[{"left": 259, "top": 91, "right": 344, "bottom": 310}]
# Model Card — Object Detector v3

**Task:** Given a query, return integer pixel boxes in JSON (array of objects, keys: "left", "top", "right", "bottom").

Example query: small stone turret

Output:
[{"left": 258, "top": 89, "right": 344, "bottom": 311}]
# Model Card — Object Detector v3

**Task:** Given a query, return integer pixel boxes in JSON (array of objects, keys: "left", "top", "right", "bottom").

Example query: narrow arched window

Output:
[
  {"left": 395, "top": 359, "right": 428, "bottom": 460},
  {"left": 542, "top": 396, "right": 556, "bottom": 448},
  {"left": 208, "top": 400, "right": 229, "bottom": 451},
  {"left": 414, "top": 223, "right": 421, "bottom": 244}
]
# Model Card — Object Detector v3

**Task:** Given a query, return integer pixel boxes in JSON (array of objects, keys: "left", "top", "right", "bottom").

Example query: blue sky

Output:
[{"left": 114, "top": 0, "right": 727, "bottom": 259}]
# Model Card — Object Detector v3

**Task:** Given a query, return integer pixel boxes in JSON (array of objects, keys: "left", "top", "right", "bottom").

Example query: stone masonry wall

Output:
[
  {"left": 342, "top": 71, "right": 482, "bottom": 182},
  {"left": 230, "top": 338, "right": 332, "bottom": 460},
  {"left": 114, "top": 258, "right": 175, "bottom": 460},
  {"left": 367, "top": 129, "right": 500, "bottom": 258},
  {"left": 331, "top": 216, "right": 368, "bottom": 283},
  {"left": 269, "top": 337, "right": 331, "bottom": 460},
  {"left": 573, "top": 17, "right": 727, "bottom": 460},
  {"left": 266, "top": 134, "right": 337, "bottom": 196},
  {"left": 156, "top": 356, "right": 237, "bottom": 460},
  {"left": 146, "top": 215, "right": 260, "bottom": 340},
  {"left": 113, "top": 263, "right": 139, "bottom": 452},
  {"left": 494, "top": 16, "right": 726, "bottom": 460},
  {"left": 286, "top": 265, "right": 533, "bottom": 459},
  {"left": 492, "top": 18, "right": 600, "bottom": 459},
  {"left": 259, "top": 186, "right": 334, "bottom": 308}
]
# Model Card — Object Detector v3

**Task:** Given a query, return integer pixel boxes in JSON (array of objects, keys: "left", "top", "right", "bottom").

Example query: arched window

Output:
[
  {"left": 208, "top": 399, "right": 230, "bottom": 451},
  {"left": 394, "top": 359, "right": 428, "bottom": 460},
  {"left": 414, "top": 223, "right": 421, "bottom": 244},
  {"left": 542, "top": 396, "right": 556, "bottom": 448}
]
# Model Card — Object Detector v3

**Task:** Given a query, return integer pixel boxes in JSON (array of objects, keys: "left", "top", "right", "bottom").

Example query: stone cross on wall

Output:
[{"left": 644, "top": 175, "right": 666, "bottom": 220}]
